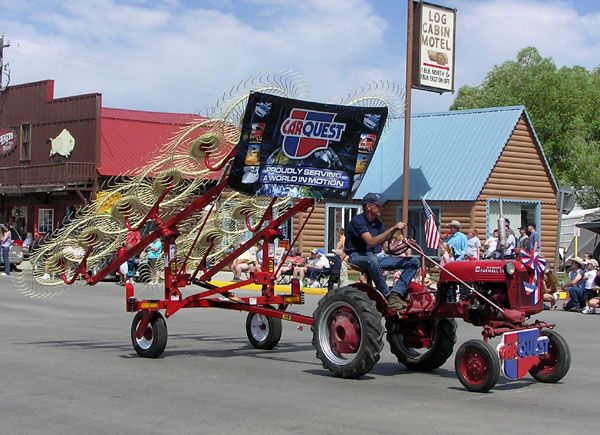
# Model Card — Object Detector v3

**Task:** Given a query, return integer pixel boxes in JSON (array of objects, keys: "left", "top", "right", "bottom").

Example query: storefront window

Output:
[{"left": 38, "top": 208, "right": 54, "bottom": 234}]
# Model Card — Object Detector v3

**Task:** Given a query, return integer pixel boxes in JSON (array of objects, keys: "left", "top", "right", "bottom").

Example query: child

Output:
[{"left": 582, "top": 259, "right": 599, "bottom": 314}]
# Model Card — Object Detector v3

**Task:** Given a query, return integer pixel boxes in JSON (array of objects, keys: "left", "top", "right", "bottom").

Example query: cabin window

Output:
[
  {"left": 325, "top": 204, "right": 361, "bottom": 252},
  {"left": 395, "top": 206, "right": 442, "bottom": 257},
  {"left": 486, "top": 199, "right": 540, "bottom": 239},
  {"left": 20, "top": 123, "right": 31, "bottom": 161}
]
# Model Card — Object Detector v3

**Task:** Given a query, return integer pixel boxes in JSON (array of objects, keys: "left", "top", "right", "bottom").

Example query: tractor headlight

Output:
[{"left": 504, "top": 261, "right": 516, "bottom": 276}]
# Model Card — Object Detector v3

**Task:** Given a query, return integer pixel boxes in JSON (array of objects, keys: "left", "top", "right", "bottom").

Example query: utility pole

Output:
[{"left": 1, "top": 34, "right": 10, "bottom": 91}]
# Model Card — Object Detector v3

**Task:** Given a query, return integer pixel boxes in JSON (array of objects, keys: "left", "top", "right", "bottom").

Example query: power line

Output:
[
  {"left": 11, "top": 49, "right": 222, "bottom": 99},
  {"left": 13, "top": 39, "right": 225, "bottom": 91}
]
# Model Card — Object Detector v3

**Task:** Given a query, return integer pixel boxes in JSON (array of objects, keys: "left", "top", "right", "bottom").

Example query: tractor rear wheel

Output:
[
  {"left": 131, "top": 311, "right": 168, "bottom": 358},
  {"left": 455, "top": 340, "right": 499, "bottom": 393},
  {"left": 386, "top": 318, "right": 457, "bottom": 371},
  {"left": 246, "top": 310, "right": 282, "bottom": 350},
  {"left": 529, "top": 330, "right": 571, "bottom": 383},
  {"left": 312, "top": 287, "right": 384, "bottom": 378}
]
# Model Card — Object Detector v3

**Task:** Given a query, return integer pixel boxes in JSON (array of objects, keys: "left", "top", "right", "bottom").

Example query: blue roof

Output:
[{"left": 354, "top": 106, "right": 555, "bottom": 202}]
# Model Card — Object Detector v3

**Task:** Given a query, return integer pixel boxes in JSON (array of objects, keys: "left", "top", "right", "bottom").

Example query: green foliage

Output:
[{"left": 450, "top": 47, "right": 600, "bottom": 207}]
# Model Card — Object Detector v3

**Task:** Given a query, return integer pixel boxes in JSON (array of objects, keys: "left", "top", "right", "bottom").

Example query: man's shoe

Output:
[{"left": 387, "top": 293, "right": 407, "bottom": 310}]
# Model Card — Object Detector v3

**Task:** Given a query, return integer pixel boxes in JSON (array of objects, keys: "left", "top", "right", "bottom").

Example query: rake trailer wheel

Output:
[
  {"left": 386, "top": 318, "right": 457, "bottom": 371},
  {"left": 529, "top": 330, "right": 571, "bottom": 383},
  {"left": 455, "top": 340, "right": 499, "bottom": 393},
  {"left": 245, "top": 310, "right": 282, "bottom": 350},
  {"left": 312, "top": 286, "right": 384, "bottom": 378},
  {"left": 131, "top": 311, "right": 168, "bottom": 358}
]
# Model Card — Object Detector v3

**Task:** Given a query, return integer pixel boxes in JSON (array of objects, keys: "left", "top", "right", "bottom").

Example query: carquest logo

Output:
[{"left": 280, "top": 109, "right": 346, "bottom": 159}]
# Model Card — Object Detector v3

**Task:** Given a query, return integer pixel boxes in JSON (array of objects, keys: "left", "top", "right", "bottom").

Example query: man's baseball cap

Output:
[{"left": 362, "top": 192, "right": 387, "bottom": 206}]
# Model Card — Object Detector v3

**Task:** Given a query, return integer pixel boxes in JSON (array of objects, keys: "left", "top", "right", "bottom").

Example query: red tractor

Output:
[{"left": 312, "top": 234, "right": 570, "bottom": 392}]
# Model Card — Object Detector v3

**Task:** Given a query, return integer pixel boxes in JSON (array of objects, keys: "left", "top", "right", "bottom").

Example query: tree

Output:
[{"left": 450, "top": 47, "right": 600, "bottom": 207}]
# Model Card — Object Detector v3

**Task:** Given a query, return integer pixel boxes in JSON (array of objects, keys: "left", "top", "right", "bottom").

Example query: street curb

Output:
[{"left": 208, "top": 280, "right": 327, "bottom": 296}]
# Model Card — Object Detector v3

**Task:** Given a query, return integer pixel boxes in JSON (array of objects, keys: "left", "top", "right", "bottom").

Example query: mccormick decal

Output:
[
  {"left": 496, "top": 328, "right": 549, "bottom": 380},
  {"left": 280, "top": 109, "right": 346, "bottom": 159}
]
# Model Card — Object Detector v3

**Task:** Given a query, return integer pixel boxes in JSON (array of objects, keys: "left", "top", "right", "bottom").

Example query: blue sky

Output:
[{"left": 1, "top": 0, "right": 598, "bottom": 114}]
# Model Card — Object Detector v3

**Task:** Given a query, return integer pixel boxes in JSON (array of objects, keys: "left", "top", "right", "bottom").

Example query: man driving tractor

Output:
[{"left": 344, "top": 193, "right": 420, "bottom": 310}]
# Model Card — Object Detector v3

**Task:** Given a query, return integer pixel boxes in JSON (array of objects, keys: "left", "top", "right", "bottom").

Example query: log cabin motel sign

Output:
[{"left": 412, "top": 1, "right": 457, "bottom": 93}]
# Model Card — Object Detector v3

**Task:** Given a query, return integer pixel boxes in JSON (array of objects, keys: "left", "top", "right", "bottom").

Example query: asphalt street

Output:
[{"left": 1, "top": 272, "right": 597, "bottom": 435}]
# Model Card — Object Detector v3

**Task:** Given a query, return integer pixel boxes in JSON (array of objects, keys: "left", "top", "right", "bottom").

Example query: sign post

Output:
[{"left": 402, "top": 1, "right": 456, "bottom": 225}]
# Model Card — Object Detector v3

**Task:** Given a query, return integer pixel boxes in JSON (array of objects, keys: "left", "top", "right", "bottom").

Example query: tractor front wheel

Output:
[
  {"left": 246, "top": 310, "right": 282, "bottom": 350},
  {"left": 455, "top": 340, "right": 499, "bottom": 393},
  {"left": 131, "top": 311, "right": 168, "bottom": 358},
  {"left": 529, "top": 330, "right": 571, "bottom": 383},
  {"left": 312, "top": 287, "right": 384, "bottom": 378}
]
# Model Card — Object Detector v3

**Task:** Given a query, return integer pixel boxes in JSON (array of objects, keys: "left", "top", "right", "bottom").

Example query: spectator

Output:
[
  {"left": 483, "top": 229, "right": 499, "bottom": 259},
  {"left": 583, "top": 274, "right": 600, "bottom": 314},
  {"left": 23, "top": 231, "right": 33, "bottom": 252},
  {"left": 334, "top": 227, "right": 349, "bottom": 286},
  {"left": 145, "top": 239, "right": 163, "bottom": 284},
  {"left": 583, "top": 252, "right": 593, "bottom": 262},
  {"left": 231, "top": 246, "right": 256, "bottom": 281},
  {"left": 518, "top": 227, "right": 529, "bottom": 250},
  {"left": 344, "top": 192, "right": 419, "bottom": 310},
  {"left": 446, "top": 220, "right": 467, "bottom": 260},
  {"left": 1, "top": 225, "right": 12, "bottom": 276},
  {"left": 124, "top": 230, "right": 141, "bottom": 283},
  {"left": 305, "top": 248, "right": 330, "bottom": 288},
  {"left": 581, "top": 259, "right": 598, "bottom": 314},
  {"left": 562, "top": 256, "right": 586, "bottom": 311},
  {"left": 327, "top": 253, "right": 342, "bottom": 292},
  {"left": 465, "top": 229, "right": 481, "bottom": 260},
  {"left": 542, "top": 268, "right": 560, "bottom": 310},
  {"left": 276, "top": 248, "right": 305, "bottom": 280},
  {"left": 438, "top": 242, "right": 453, "bottom": 268},
  {"left": 527, "top": 223, "right": 540, "bottom": 253},
  {"left": 253, "top": 241, "right": 264, "bottom": 273},
  {"left": 501, "top": 221, "right": 517, "bottom": 259}
]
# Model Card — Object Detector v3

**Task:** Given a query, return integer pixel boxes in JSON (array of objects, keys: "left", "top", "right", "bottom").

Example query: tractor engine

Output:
[{"left": 437, "top": 259, "right": 543, "bottom": 325}]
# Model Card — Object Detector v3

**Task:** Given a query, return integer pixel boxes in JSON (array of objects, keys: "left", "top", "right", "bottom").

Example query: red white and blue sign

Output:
[
  {"left": 228, "top": 92, "right": 387, "bottom": 200},
  {"left": 496, "top": 328, "right": 549, "bottom": 380}
]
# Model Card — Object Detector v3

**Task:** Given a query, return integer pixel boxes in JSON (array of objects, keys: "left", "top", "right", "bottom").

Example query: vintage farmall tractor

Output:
[
  {"left": 24, "top": 76, "right": 570, "bottom": 393},
  {"left": 312, "top": 229, "right": 571, "bottom": 392}
]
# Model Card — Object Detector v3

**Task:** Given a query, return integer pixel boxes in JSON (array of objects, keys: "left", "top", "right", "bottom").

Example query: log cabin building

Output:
[
  {"left": 294, "top": 106, "right": 559, "bottom": 266},
  {"left": 0, "top": 80, "right": 201, "bottom": 238}
]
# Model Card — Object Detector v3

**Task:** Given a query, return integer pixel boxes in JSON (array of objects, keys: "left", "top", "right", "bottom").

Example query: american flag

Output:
[{"left": 422, "top": 198, "right": 440, "bottom": 249}]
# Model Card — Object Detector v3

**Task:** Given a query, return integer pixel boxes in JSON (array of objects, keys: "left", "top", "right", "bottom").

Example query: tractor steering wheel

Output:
[{"left": 384, "top": 224, "right": 417, "bottom": 256}]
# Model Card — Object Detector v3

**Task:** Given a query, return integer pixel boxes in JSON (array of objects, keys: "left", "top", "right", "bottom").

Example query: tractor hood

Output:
[{"left": 439, "top": 259, "right": 527, "bottom": 283}]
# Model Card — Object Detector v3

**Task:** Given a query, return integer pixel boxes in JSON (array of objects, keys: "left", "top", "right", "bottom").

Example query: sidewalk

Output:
[{"left": 209, "top": 270, "right": 327, "bottom": 295}]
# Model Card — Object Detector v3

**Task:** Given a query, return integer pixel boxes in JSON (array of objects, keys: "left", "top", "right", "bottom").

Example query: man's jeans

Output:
[
  {"left": 348, "top": 252, "right": 419, "bottom": 298},
  {"left": 566, "top": 285, "right": 586, "bottom": 309}
]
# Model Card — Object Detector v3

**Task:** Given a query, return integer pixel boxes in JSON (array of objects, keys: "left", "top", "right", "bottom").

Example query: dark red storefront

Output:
[{"left": 0, "top": 79, "right": 201, "bottom": 239}]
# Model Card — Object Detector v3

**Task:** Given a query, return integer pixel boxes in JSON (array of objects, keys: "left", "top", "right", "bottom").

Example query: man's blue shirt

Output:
[
  {"left": 527, "top": 231, "right": 540, "bottom": 252},
  {"left": 345, "top": 213, "right": 384, "bottom": 255},
  {"left": 447, "top": 231, "right": 468, "bottom": 260}
]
